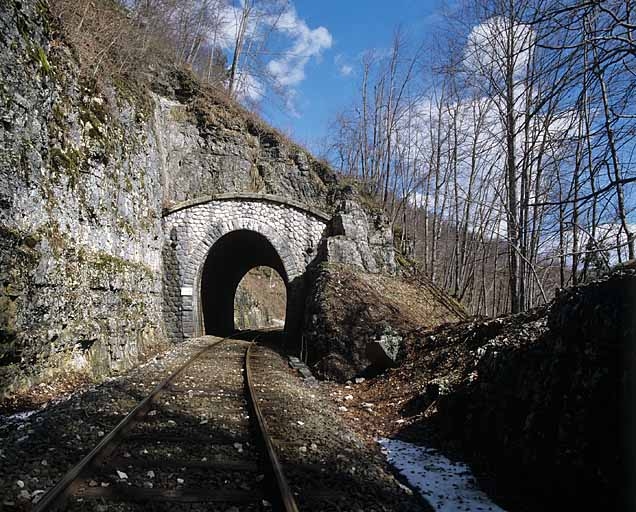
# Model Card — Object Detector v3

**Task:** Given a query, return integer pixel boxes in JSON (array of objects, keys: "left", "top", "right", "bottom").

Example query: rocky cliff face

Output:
[
  {"left": 323, "top": 197, "right": 396, "bottom": 274},
  {"left": 0, "top": 0, "right": 168, "bottom": 393},
  {"left": 234, "top": 267, "right": 286, "bottom": 330},
  {"left": 152, "top": 77, "right": 336, "bottom": 211},
  {"left": 0, "top": 0, "right": 350, "bottom": 396}
]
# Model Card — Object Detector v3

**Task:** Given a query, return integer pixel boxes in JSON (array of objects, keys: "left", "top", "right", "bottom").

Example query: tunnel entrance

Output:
[{"left": 199, "top": 230, "right": 289, "bottom": 336}]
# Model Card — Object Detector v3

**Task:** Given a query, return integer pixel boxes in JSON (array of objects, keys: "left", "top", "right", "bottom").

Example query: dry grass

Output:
[
  {"left": 359, "top": 272, "right": 466, "bottom": 329},
  {"left": 0, "top": 371, "right": 92, "bottom": 415},
  {"left": 49, "top": 0, "right": 167, "bottom": 84},
  {"left": 320, "top": 263, "right": 465, "bottom": 338}
]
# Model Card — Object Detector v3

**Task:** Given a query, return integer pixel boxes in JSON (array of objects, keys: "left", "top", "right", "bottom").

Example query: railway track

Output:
[{"left": 33, "top": 332, "right": 300, "bottom": 512}]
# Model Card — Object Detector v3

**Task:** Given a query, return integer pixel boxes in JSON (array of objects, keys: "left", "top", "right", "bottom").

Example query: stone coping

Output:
[{"left": 162, "top": 193, "right": 331, "bottom": 221}]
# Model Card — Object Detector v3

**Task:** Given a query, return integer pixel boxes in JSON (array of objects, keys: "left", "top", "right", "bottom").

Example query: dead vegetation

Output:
[
  {"left": 46, "top": 0, "right": 335, "bottom": 188},
  {"left": 304, "top": 263, "right": 467, "bottom": 381}
]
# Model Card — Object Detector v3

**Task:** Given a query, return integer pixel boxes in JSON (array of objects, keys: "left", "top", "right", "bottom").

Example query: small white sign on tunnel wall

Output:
[{"left": 180, "top": 287, "right": 193, "bottom": 296}]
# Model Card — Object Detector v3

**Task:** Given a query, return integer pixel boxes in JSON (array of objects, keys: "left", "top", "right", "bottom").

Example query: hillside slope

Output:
[
  {"left": 234, "top": 267, "right": 287, "bottom": 330},
  {"left": 338, "top": 269, "right": 636, "bottom": 511},
  {"left": 303, "top": 263, "right": 467, "bottom": 380}
]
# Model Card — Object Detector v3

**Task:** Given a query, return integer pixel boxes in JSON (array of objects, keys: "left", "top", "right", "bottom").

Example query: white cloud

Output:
[
  {"left": 340, "top": 64, "right": 353, "bottom": 77},
  {"left": 215, "top": 4, "right": 248, "bottom": 50},
  {"left": 464, "top": 17, "right": 534, "bottom": 83},
  {"left": 334, "top": 54, "right": 354, "bottom": 77},
  {"left": 266, "top": 6, "right": 333, "bottom": 88},
  {"left": 283, "top": 89, "right": 301, "bottom": 119},
  {"left": 541, "top": 222, "right": 636, "bottom": 265},
  {"left": 215, "top": 2, "right": 332, "bottom": 110}
]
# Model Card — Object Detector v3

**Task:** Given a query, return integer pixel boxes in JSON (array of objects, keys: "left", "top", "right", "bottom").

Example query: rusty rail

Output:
[
  {"left": 245, "top": 342, "right": 300, "bottom": 512},
  {"left": 34, "top": 331, "right": 299, "bottom": 512},
  {"left": 33, "top": 335, "right": 234, "bottom": 512}
]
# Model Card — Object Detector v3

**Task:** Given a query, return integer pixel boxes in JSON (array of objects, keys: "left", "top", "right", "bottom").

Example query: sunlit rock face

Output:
[
  {"left": 325, "top": 198, "right": 396, "bottom": 274},
  {"left": 0, "top": 0, "right": 166, "bottom": 392},
  {"left": 234, "top": 267, "right": 287, "bottom": 330}
]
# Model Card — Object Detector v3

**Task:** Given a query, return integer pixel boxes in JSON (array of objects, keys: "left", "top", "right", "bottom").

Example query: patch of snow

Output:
[
  {"left": 0, "top": 409, "right": 39, "bottom": 432},
  {"left": 378, "top": 438, "right": 506, "bottom": 512},
  {"left": 4, "top": 409, "right": 37, "bottom": 422}
]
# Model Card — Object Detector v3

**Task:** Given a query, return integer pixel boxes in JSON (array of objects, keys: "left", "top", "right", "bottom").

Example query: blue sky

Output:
[{"left": 255, "top": 0, "right": 448, "bottom": 154}]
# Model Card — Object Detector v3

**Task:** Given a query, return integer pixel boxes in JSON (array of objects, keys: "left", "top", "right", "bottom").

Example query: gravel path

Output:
[{"left": 1, "top": 333, "right": 430, "bottom": 511}]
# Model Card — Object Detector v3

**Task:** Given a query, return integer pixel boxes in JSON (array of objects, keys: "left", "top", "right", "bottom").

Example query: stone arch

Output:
[
  {"left": 162, "top": 198, "right": 327, "bottom": 342},
  {"left": 186, "top": 218, "right": 303, "bottom": 338},
  {"left": 198, "top": 231, "right": 289, "bottom": 336},
  {"left": 185, "top": 216, "right": 303, "bottom": 290}
]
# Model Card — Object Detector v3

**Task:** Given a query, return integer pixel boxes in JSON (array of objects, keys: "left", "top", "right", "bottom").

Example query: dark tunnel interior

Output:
[{"left": 200, "top": 230, "right": 289, "bottom": 336}]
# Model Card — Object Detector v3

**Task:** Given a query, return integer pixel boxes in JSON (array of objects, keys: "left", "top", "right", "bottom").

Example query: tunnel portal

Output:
[
  {"left": 200, "top": 230, "right": 288, "bottom": 336},
  {"left": 161, "top": 194, "right": 329, "bottom": 342}
]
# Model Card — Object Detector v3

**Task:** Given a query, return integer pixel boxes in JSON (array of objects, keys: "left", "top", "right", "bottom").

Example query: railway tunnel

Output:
[
  {"left": 161, "top": 194, "right": 330, "bottom": 344},
  {"left": 200, "top": 229, "right": 288, "bottom": 336}
]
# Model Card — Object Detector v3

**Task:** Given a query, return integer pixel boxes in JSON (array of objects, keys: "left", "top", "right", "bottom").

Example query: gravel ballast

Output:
[{"left": 1, "top": 332, "right": 430, "bottom": 511}]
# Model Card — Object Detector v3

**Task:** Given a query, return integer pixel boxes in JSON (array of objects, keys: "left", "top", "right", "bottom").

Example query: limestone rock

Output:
[
  {"left": 321, "top": 198, "right": 396, "bottom": 274},
  {"left": 0, "top": 0, "right": 399, "bottom": 396},
  {"left": 0, "top": 0, "right": 335, "bottom": 394},
  {"left": 324, "top": 237, "right": 366, "bottom": 270},
  {"left": 366, "top": 327, "right": 402, "bottom": 369},
  {"left": 330, "top": 200, "right": 370, "bottom": 240}
]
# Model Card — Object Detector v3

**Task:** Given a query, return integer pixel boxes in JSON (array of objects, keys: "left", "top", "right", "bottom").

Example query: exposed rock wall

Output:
[
  {"left": 234, "top": 268, "right": 286, "bottom": 330},
  {"left": 0, "top": 0, "right": 337, "bottom": 395},
  {"left": 323, "top": 198, "right": 395, "bottom": 274},
  {"left": 234, "top": 288, "right": 269, "bottom": 330},
  {"left": 0, "top": 0, "right": 399, "bottom": 395},
  {"left": 0, "top": 0, "right": 166, "bottom": 393},
  {"left": 151, "top": 75, "right": 336, "bottom": 211}
]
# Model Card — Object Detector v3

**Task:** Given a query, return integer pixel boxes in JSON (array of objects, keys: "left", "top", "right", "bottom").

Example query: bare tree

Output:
[{"left": 326, "top": 0, "right": 634, "bottom": 317}]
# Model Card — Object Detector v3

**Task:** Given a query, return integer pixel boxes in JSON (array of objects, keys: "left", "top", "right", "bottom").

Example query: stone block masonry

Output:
[{"left": 162, "top": 195, "right": 328, "bottom": 341}]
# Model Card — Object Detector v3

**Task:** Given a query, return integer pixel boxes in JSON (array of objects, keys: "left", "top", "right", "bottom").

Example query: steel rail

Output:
[
  {"left": 245, "top": 342, "right": 300, "bottom": 512},
  {"left": 32, "top": 333, "right": 241, "bottom": 512}
]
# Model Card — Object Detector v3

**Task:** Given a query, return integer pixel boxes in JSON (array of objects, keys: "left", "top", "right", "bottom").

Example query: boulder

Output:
[{"left": 366, "top": 327, "right": 402, "bottom": 369}]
